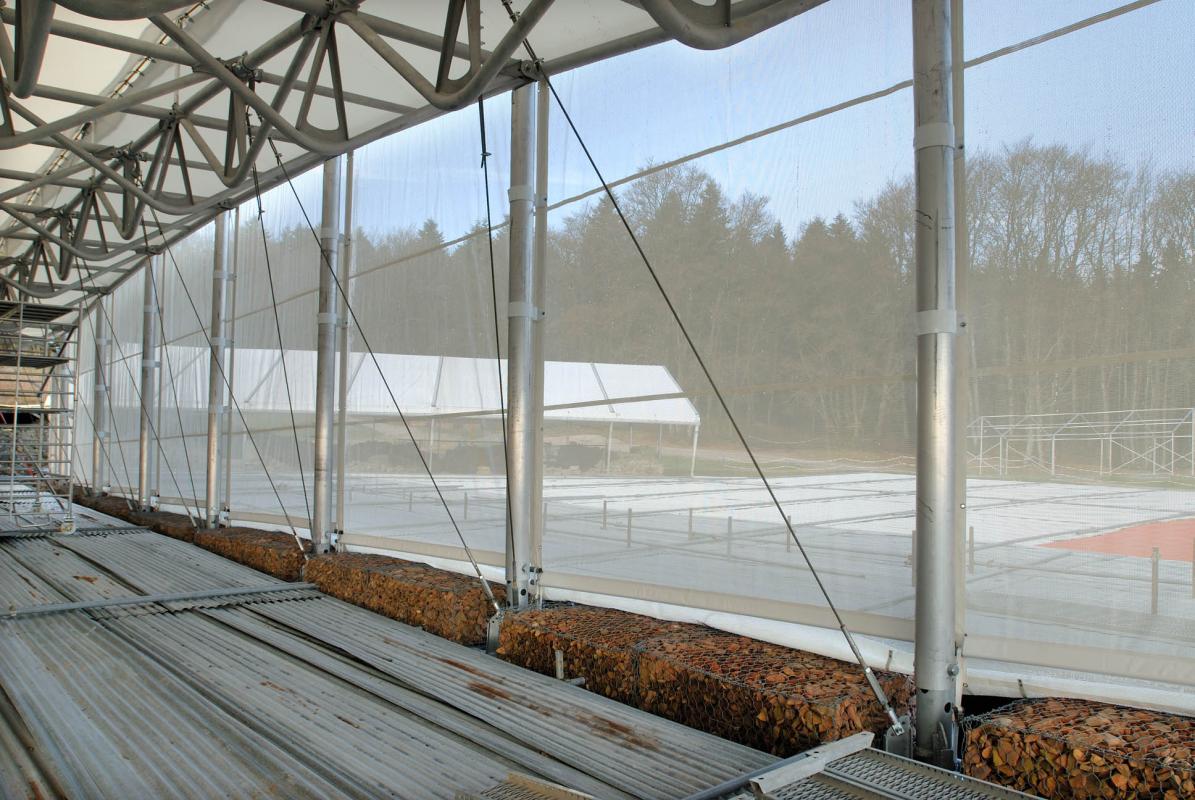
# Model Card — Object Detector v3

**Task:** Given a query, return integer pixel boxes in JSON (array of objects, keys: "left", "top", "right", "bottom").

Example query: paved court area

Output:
[{"left": 224, "top": 470, "right": 1195, "bottom": 669}]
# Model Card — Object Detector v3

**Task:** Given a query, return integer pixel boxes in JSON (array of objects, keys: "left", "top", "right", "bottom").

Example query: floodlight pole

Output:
[
  {"left": 912, "top": 0, "right": 961, "bottom": 767},
  {"left": 137, "top": 253, "right": 160, "bottom": 511},
  {"left": 92, "top": 300, "right": 110, "bottom": 493},
  {"left": 312, "top": 155, "right": 346, "bottom": 554},
  {"left": 206, "top": 209, "right": 235, "bottom": 527},
  {"left": 505, "top": 81, "right": 543, "bottom": 609}
]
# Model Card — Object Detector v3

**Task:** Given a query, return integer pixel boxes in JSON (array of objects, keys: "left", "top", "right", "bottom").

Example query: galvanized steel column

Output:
[
  {"left": 505, "top": 82, "right": 541, "bottom": 608},
  {"left": 912, "top": 0, "right": 960, "bottom": 767},
  {"left": 334, "top": 152, "right": 354, "bottom": 536},
  {"left": 92, "top": 300, "right": 110, "bottom": 493},
  {"left": 222, "top": 207, "right": 241, "bottom": 515},
  {"left": 313, "top": 155, "right": 346, "bottom": 554},
  {"left": 206, "top": 210, "right": 235, "bottom": 527},
  {"left": 950, "top": 0, "right": 969, "bottom": 713},
  {"left": 137, "top": 254, "right": 160, "bottom": 511},
  {"left": 529, "top": 79, "right": 550, "bottom": 583}
]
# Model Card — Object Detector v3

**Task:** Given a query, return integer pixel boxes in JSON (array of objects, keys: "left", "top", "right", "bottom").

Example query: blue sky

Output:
[{"left": 272, "top": 0, "right": 1195, "bottom": 246}]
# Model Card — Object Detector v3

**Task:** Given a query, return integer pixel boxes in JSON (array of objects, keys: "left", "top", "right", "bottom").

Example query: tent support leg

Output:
[
  {"left": 912, "top": 0, "right": 960, "bottom": 768},
  {"left": 92, "top": 302, "right": 109, "bottom": 494},
  {"left": 205, "top": 211, "right": 234, "bottom": 527},
  {"left": 221, "top": 208, "right": 240, "bottom": 519},
  {"left": 505, "top": 81, "right": 540, "bottom": 609},
  {"left": 689, "top": 426, "right": 699, "bottom": 477},
  {"left": 138, "top": 254, "right": 160, "bottom": 511},
  {"left": 334, "top": 152, "right": 355, "bottom": 539},
  {"left": 528, "top": 77, "right": 549, "bottom": 588},
  {"left": 313, "top": 155, "right": 346, "bottom": 554}
]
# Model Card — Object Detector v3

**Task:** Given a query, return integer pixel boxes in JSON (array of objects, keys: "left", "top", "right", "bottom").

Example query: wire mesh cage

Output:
[
  {"left": 305, "top": 553, "right": 505, "bottom": 645},
  {"left": 634, "top": 629, "right": 913, "bottom": 756},
  {"left": 963, "top": 698, "right": 1195, "bottom": 800},
  {"left": 193, "top": 527, "right": 310, "bottom": 582},
  {"left": 497, "top": 604, "right": 689, "bottom": 704},
  {"left": 497, "top": 604, "right": 910, "bottom": 756}
]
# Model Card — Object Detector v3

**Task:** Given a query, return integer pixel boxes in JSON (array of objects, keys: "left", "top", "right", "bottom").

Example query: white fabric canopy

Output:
[{"left": 158, "top": 347, "right": 700, "bottom": 427}]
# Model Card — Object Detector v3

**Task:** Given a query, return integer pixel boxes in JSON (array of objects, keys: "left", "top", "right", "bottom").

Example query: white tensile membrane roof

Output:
[{"left": 0, "top": 1, "right": 687, "bottom": 300}]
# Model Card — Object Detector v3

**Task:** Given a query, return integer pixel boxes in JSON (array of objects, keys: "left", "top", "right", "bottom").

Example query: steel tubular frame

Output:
[
  {"left": 3, "top": 0, "right": 979, "bottom": 767},
  {"left": 969, "top": 408, "right": 1195, "bottom": 478},
  {"left": 0, "top": 0, "right": 812, "bottom": 297}
]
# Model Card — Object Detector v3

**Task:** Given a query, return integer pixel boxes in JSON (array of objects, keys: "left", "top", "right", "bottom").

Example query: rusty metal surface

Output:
[
  {"left": 0, "top": 612, "right": 350, "bottom": 798},
  {"left": 251, "top": 595, "right": 775, "bottom": 799},
  {"left": 0, "top": 526, "right": 776, "bottom": 799}
]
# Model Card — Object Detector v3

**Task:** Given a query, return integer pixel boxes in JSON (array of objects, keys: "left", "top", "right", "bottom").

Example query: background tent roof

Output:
[{"left": 157, "top": 347, "right": 700, "bottom": 426}]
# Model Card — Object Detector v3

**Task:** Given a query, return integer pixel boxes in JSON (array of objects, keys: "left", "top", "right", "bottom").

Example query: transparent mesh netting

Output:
[
  {"left": 338, "top": 102, "right": 509, "bottom": 555},
  {"left": 101, "top": 275, "right": 144, "bottom": 497},
  {"left": 959, "top": 0, "right": 1195, "bottom": 683},
  {"left": 963, "top": 698, "right": 1195, "bottom": 799},
  {"left": 156, "top": 224, "right": 214, "bottom": 513},
  {"left": 62, "top": 0, "right": 1195, "bottom": 694},
  {"left": 225, "top": 169, "right": 322, "bottom": 521},
  {"left": 533, "top": 3, "right": 918, "bottom": 635}
]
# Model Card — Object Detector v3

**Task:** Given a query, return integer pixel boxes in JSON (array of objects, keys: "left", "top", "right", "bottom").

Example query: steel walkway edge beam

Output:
[{"left": 1, "top": 581, "right": 317, "bottom": 619}]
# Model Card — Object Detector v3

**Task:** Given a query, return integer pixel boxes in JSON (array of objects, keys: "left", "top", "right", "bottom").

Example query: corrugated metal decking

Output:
[
  {"left": 0, "top": 519, "right": 1040, "bottom": 799},
  {"left": 0, "top": 523, "right": 774, "bottom": 799}
]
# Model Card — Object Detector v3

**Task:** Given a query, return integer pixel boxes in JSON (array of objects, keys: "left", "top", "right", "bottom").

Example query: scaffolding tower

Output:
[
  {"left": 968, "top": 408, "right": 1195, "bottom": 479},
  {"left": 0, "top": 299, "right": 78, "bottom": 529}
]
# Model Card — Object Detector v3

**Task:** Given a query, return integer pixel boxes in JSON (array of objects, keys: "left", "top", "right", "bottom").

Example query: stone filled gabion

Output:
[
  {"left": 963, "top": 698, "right": 1195, "bottom": 800},
  {"left": 194, "top": 527, "right": 308, "bottom": 581},
  {"left": 305, "top": 553, "right": 504, "bottom": 646},
  {"left": 497, "top": 604, "right": 912, "bottom": 756}
]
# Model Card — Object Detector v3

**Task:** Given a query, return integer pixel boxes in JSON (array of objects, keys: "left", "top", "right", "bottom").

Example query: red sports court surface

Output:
[{"left": 1044, "top": 518, "right": 1195, "bottom": 562}]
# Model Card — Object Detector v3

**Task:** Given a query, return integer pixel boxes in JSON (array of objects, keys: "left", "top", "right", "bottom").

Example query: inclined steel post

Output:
[
  {"left": 92, "top": 300, "right": 110, "bottom": 493},
  {"left": 206, "top": 210, "right": 234, "bottom": 527},
  {"left": 313, "top": 155, "right": 346, "bottom": 554},
  {"left": 505, "top": 82, "right": 539, "bottom": 609},
  {"left": 137, "top": 254, "right": 160, "bottom": 511},
  {"left": 912, "top": 0, "right": 961, "bottom": 767}
]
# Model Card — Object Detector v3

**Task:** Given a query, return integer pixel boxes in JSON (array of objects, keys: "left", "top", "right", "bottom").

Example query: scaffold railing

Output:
[
  {"left": 968, "top": 408, "right": 1195, "bottom": 479},
  {"left": 0, "top": 299, "right": 78, "bottom": 528}
]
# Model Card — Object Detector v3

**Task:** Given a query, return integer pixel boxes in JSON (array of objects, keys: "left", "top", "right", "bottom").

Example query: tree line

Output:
[{"left": 184, "top": 141, "right": 1195, "bottom": 461}]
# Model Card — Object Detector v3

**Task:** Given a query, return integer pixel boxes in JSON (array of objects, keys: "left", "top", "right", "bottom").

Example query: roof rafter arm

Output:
[
  {"left": 636, "top": 0, "right": 829, "bottom": 50},
  {"left": 52, "top": 0, "right": 197, "bottom": 20},
  {"left": 149, "top": 12, "right": 350, "bottom": 154},
  {"left": 7, "top": 0, "right": 54, "bottom": 98},
  {"left": 337, "top": 0, "right": 554, "bottom": 112},
  {"left": 0, "top": 71, "right": 210, "bottom": 150}
]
